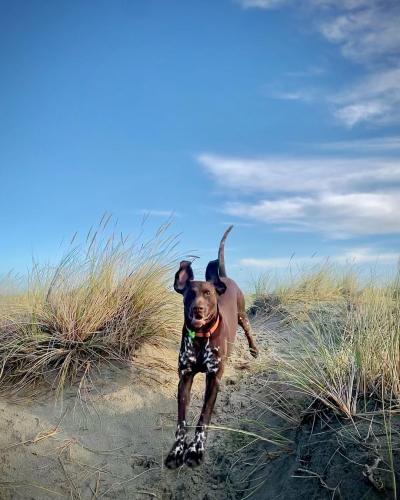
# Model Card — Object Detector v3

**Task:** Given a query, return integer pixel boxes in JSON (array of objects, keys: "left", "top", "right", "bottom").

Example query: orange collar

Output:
[{"left": 186, "top": 315, "right": 220, "bottom": 339}]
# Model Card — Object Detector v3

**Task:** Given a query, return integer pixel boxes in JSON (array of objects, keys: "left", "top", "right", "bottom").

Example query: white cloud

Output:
[
  {"left": 271, "top": 91, "right": 309, "bottom": 101},
  {"left": 333, "top": 247, "right": 399, "bottom": 264},
  {"left": 315, "top": 136, "right": 400, "bottom": 152},
  {"left": 235, "top": 0, "right": 400, "bottom": 127},
  {"left": 238, "top": 0, "right": 400, "bottom": 61},
  {"left": 334, "top": 101, "right": 389, "bottom": 127},
  {"left": 311, "top": 0, "right": 373, "bottom": 8},
  {"left": 241, "top": 256, "right": 312, "bottom": 268},
  {"left": 272, "top": 67, "right": 400, "bottom": 127},
  {"left": 226, "top": 192, "right": 400, "bottom": 236},
  {"left": 318, "top": 4, "right": 400, "bottom": 62},
  {"left": 315, "top": 4, "right": 400, "bottom": 126},
  {"left": 311, "top": 3, "right": 400, "bottom": 126},
  {"left": 236, "top": 0, "right": 288, "bottom": 8},
  {"left": 237, "top": 0, "right": 400, "bottom": 63},
  {"left": 264, "top": 87, "right": 316, "bottom": 102},
  {"left": 198, "top": 153, "right": 400, "bottom": 237},
  {"left": 198, "top": 153, "right": 400, "bottom": 194},
  {"left": 240, "top": 247, "right": 399, "bottom": 269},
  {"left": 332, "top": 68, "right": 400, "bottom": 126}
]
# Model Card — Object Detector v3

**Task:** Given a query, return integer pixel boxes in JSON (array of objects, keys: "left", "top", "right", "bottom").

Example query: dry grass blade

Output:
[
  {"left": 0, "top": 480, "right": 64, "bottom": 497},
  {"left": 207, "top": 424, "right": 292, "bottom": 447},
  {"left": 1, "top": 426, "right": 59, "bottom": 451}
]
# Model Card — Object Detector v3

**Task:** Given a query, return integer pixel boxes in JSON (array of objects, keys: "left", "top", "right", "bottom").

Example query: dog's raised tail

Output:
[{"left": 218, "top": 225, "right": 233, "bottom": 278}]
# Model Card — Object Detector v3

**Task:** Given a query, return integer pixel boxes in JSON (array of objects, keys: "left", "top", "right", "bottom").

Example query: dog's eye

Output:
[{"left": 204, "top": 290, "right": 211, "bottom": 296}]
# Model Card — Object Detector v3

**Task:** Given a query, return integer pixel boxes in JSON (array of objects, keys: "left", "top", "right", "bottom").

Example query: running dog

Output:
[{"left": 165, "top": 226, "right": 258, "bottom": 468}]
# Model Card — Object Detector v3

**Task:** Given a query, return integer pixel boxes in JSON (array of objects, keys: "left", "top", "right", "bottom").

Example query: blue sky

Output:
[{"left": 1, "top": 0, "right": 399, "bottom": 286}]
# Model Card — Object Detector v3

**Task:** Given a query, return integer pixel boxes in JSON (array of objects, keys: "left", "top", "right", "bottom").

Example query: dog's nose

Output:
[{"left": 192, "top": 306, "right": 204, "bottom": 315}]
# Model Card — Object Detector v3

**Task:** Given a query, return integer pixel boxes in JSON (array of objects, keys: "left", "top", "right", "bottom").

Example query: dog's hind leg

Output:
[
  {"left": 165, "top": 372, "right": 194, "bottom": 469},
  {"left": 237, "top": 292, "right": 258, "bottom": 358},
  {"left": 239, "top": 314, "right": 259, "bottom": 358},
  {"left": 238, "top": 312, "right": 258, "bottom": 358}
]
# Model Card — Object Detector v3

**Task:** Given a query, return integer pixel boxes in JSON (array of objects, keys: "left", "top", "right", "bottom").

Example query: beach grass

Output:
[
  {"left": 248, "top": 263, "right": 400, "bottom": 497},
  {"left": 251, "top": 265, "right": 400, "bottom": 416},
  {"left": 0, "top": 218, "right": 181, "bottom": 394}
]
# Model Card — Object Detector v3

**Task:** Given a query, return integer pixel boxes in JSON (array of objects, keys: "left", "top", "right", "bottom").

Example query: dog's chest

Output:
[{"left": 179, "top": 336, "right": 221, "bottom": 376}]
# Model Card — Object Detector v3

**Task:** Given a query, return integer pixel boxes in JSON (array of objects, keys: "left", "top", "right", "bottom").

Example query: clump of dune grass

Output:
[
  {"left": 248, "top": 263, "right": 400, "bottom": 497},
  {"left": 270, "top": 280, "right": 399, "bottom": 416},
  {"left": 249, "top": 264, "right": 361, "bottom": 322},
  {"left": 0, "top": 217, "right": 181, "bottom": 393},
  {"left": 251, "top": 264, "right": 399, "bottom": 415}
]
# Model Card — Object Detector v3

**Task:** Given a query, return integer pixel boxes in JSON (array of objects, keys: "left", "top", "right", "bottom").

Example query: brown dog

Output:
[{"left": 165, "top": 226, "right": 258, "bottom": 468}]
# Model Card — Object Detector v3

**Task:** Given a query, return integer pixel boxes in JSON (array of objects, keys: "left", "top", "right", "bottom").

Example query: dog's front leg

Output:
[
  {"left": 165, "top": 372, "right": 194, "bottom": 468},
  {"left": 184, "top": 368, "right": 223, "bottom": 467}
]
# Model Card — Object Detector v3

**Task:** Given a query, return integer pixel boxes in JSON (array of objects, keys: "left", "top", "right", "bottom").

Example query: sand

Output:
[{"left": 0, "top": 314, "right": 398, "bottom": 499}]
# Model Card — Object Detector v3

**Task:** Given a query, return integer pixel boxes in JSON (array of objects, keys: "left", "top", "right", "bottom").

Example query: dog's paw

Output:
[
  {"left": 250, "top": 346, "right": 259, "bottom": 358},
  {"left": 165, "top": 441, "right": 186, "bottom": 469},
  {"left": 183, "top": 443, "right": 204, "bottom": 467}
]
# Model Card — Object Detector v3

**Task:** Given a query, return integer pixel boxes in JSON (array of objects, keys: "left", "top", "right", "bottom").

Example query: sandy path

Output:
[{"left": 0, "top": 318, "right": 271, "bottom": 500}]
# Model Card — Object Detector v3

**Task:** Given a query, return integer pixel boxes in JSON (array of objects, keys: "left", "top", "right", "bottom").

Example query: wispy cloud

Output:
[
  {"left": 226, "top": 192, "right": 400, "bottom": 237},
  {"left": 198, "top": 153, "right": 400, "bottom": 193},
  {"left": 239, "top": 0, "right": 376, "bottom": 9},
  {"left": 264, "top": 86, "right": 316, "bottom": 102},
  {"left": 270, "top": 91, "right": 310, "bottom": 101},
  {"left": 332, "top": 68, "right": 400, "bottom": 127},
  {"left": 236, "top": 0, "right": 288, "bottom": 8},
  {"left": 198, "top": 152, "right": 400, "bottom": 237},
  {"left": 310, "top": 1, "right": 374, "bottom": 9},
  {"left": 240, "top": 247, "right": 399, "bottom": 269},
  {"left": 269, "top": 68, "right": 400, "bottom": 127},
  {"left": 333, "top": 247, "right": 399, "bottom": 265},
  {"left": 238, "top": 0, "right": 400, "bottom": 63},
  {"left": 316, "top": 3, "right": 400, "bottom": 126},
  {"left": 235, "top": 0, "right": 400, "bottom": 127},
  {"left": 314, "top": 136, "right": 400, "bottom": 152},
  {"left": 317, "top": 2, "right": 400, "bottom": 63},
  {"left": 137, "top": 209, "right": 180, "bottom": 218}
]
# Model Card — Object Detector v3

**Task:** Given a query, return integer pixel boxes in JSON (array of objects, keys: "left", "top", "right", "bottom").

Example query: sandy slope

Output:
[
  {"left": 0, "top": 321, "right": 266, "bottom": 500},
  {"left": 0, "top": 315, "right": 398, "bottom": 500}
]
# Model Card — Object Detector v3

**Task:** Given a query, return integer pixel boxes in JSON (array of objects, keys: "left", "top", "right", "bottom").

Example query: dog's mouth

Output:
[
  {"left": 190, "top": 317, "right": 206, "bottom": 328},
  {"left": 191, "top": 318, "right": 205, "bottom": 328},
  {"left": 189, "top": 312, "right": 208, "bottom": 329}
]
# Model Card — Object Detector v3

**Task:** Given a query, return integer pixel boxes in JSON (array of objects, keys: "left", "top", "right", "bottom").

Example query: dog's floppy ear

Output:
[
  {"left": 174, "top": 260, "right": 194, "bottom": 294},
  {"left": 205, "top": 259, "right": 227, "bottom": 295}
]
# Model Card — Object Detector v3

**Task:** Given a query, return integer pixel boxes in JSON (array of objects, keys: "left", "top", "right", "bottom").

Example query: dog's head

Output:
[{"left": 173, "top": 260, "right": 226, "bottom": 330}]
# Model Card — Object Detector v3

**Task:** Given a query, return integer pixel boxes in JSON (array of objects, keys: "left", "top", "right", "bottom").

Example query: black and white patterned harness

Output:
[{"left": 179, "top": 319, "right": 221, "bottom": 376}]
